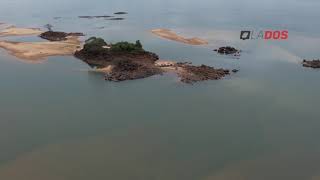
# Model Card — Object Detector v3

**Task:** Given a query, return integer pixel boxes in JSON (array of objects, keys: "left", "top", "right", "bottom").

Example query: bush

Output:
[
  {"left": 110, "top": 41, "right": 144, "bottom": 52},
  {"left": 83, "top": 37, "right": 145, "bottom": 54},
  {"left": 83, "top": 37, "right": 108, "bottom": 53}
]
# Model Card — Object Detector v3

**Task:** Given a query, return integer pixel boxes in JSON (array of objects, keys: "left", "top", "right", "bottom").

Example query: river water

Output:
[{"left": 0, "top": 0, "right": 320, "bottom": 179}]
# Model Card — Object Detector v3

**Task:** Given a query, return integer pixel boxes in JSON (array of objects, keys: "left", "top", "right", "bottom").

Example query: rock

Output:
[
  {"left": 177, "top": 64, "right": 230, "bottom": 84},
  {"left": 108, "top": 18, "right": 125, "bottom": 21},
  {"left": 114, "top": 12, "right": 128, "bottom": 15},
  {"left": 78, "top": 15, "right": 113, "bottom": 19},
  {"left": 39, "top": 31, "right": 84, "bottom": 41},
  {"left": 302, "top": 59, "right": 320, "bottom": 68},
  {"left": 104, "top": 60, "right": 163, "bottom": 82},
  {"left": 214, "top": 46, "right": 241, "bottom": 56},
  {"left": 232, "top": 69, "right": 239, "bottom": 73}
]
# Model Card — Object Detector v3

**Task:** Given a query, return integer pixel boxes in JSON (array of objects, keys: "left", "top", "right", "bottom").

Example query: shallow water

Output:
[{"left": 1, "top": 0, "right": 320, "bottom": 179}]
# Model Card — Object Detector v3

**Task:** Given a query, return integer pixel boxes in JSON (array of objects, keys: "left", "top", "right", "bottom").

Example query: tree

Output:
[
  {"left": 44, "top": 24, "right": 53, "bottom": 31},
  {"left": 110, "top": 40, "right": 144, "bottom": 52},
  {"left": 135, "top": 40, "right": 142, "bottom": 49},
  {"left": 83, "top": 37, "right": 108, "bottom": 53}
]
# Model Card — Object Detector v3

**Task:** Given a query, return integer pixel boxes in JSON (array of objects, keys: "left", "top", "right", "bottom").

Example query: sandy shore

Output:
[
  {"left": 0, "top": 26, "right": 83, "bottom": 61},
  {"left": 0, "top": 36, "right": 82, "bottom": 60},
  {"left": 151, "top": 29, "right": 208, "bottom": 45},
  {"left": 0, "top": 26, "right": 43, "bottom": 37}
]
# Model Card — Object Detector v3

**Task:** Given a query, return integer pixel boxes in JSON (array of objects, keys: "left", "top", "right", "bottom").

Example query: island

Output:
[
  {"left": 39, "top": 31, "right": 84, "bottom": 41},
  {"left": 75, "top": 37, "right": 232, "bottom": 83}
]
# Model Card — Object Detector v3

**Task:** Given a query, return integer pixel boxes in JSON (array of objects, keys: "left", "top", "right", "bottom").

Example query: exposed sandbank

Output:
[
  {"left": 0, "top": 26, "right": 83, "bottom": 61},
  {"left": 0, "top": 26, "right": 43, "bottom": 37},
  {"left": 0, "top": 36, "right": 81, "bottom": 60},
  {"left": 151, "top": 29, "right": 208, "bottom": 45}
]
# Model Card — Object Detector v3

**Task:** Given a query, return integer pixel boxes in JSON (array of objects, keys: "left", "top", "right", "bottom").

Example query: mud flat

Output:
[
  {"left": 302, "top": 59, "right": 320, "bottom": 68},
  {"left": 0, "top": 26, "right": 43, "bottom": 37},
  {"left": 151, "top": 29, "right": 208, "bottom": 45}
]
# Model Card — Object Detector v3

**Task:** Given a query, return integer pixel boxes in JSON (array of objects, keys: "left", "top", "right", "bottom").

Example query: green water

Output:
[{"left": 1, "top": 0, "right": 320, "bottom": 179}]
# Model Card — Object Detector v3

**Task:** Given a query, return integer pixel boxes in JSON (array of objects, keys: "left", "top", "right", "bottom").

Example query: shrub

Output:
[
  {"left": 110, "top": 41, "right": 144, "bottom": 52},
  {"left": 83, "top": 37, "right": 145, "bottom": 54},
  {"left": 83, "top": 37, "right": 108, "bottom": 53}
]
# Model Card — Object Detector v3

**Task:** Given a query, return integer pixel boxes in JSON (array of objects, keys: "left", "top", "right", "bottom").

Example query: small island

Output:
[
  {"left": 75, "top": 37, "right": 163, "bottom": 81},
  {"left": 75, "top": 37, "right": 232, "bottom": 83},
  {"left": 302, "top": 59, "right": 320, "bottom": 68},
  {"left": 214, "top": 46, "right": 241, "bottom": 56},
  {"left": 39, "top": 31, "right": 84, "bottom": 41}
]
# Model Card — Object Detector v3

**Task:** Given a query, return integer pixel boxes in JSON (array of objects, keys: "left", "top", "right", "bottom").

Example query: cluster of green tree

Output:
[
  {"left": 83, "top": 37, "right": 144, "bottom": 53},
  {"left": 83, "top": 37, "right": 108, "bottom": 53},
  {"left": 110, "top": 40, "right": 143, "bottom": 52}
]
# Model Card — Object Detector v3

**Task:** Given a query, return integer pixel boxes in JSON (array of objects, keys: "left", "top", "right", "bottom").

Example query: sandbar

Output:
[
  {"left": 0, "top": 26, "right": 43, "bottom": 37},
  {"left": 0, "top": 36, "right": 81, "bottom": 61},
  {"left": 151, "top": 29, "right": 208, "bottom": 45}
]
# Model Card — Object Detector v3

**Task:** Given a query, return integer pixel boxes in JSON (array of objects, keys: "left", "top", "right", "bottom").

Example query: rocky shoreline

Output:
[
  {"left": 104, "top": 60, "right": 163, "bottom": 82},
  {"left": 176, "top": 64, "right": 231, "bottom": 84}
]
